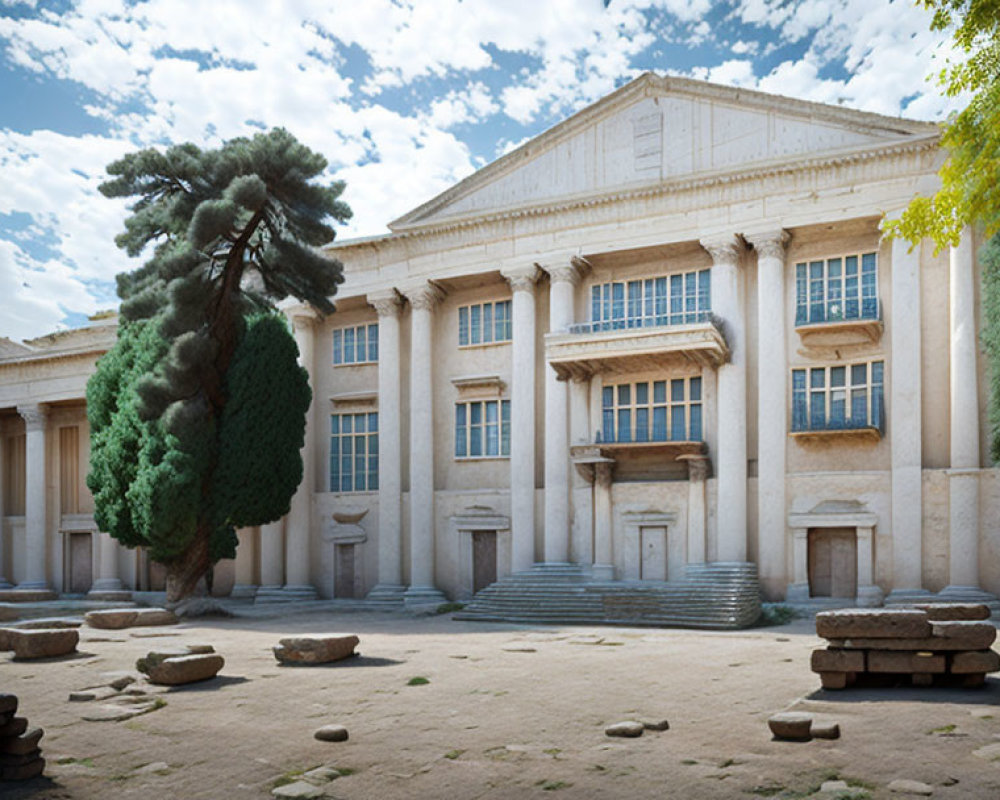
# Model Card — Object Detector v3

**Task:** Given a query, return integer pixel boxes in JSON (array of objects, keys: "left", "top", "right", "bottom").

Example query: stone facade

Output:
[{"left": 1, "top": 73, "right": 998, "bottom": 610}]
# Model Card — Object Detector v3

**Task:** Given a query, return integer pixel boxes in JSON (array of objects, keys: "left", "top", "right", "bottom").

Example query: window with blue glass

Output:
[
  {"left": 458, "top": 300, "right": 512, "bottom": 346},
  {"left": 333, "top": 323, "right": 378, "bottom": 365},
  {"left": 599, "top": 377, "right": 702, "bottom": 443},
  {"left": 792, "top": 361, "right": 884, "bottom": 433},
  {"left": 795, "top": 253, "right": 878, "bottom": 325},
  {"left": 455, "top": 399, "right": 511, "bottom": 458},
  {"left": 330, "top": 413, "right": 378, "bottom": 492},
  {"left": 588, "top": 269, "right": 710, "bottom": 332}
]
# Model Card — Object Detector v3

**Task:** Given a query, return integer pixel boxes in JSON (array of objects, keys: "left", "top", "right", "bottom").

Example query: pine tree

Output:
[{"left": 87, "top": 128, "right": 351, "bottom": 609}]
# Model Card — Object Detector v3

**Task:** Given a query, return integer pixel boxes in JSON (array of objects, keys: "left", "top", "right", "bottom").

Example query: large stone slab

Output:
[
  {"left": 0, "top": 606, "right": 18, "bottom": 622},
  {"left": 3, "top": 628, "right": 78, "bottom": 659},
  {"left": 866, "top": 651, "right": 946, "bottom": 674},
  {"left": 827, "top": 630, "right": 998, "bottom": 651},
  {"left": 273, "top": 635, "right": 359, "bottom": 665},
  {"left": 141, "top": 653, "right": 224, "bottom": 685},
  {"left": 811, "top": 648, "right": 864, "bottom": 673},
  {"left": 913, "top": 603, "right": 991, "bottom": 621},
  {"left": 950, "top": 650, "right": 1000, "bottom": 674},
  {"left": 11, "top": 617, "right": 81, "bottom": 630},
  {"left": 816, "top": 609, "right": 931, "bottom": 640},
  {"left": 85, "top": 607, "right": 177, "bottom": 629},
  {"left": 931, "top": 621, "right": 997, "bottom": 647}
]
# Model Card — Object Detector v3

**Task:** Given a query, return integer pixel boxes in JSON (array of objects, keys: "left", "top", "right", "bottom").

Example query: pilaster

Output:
[{"left": 16, "top": 404, "right": 52, "bottom": 593}]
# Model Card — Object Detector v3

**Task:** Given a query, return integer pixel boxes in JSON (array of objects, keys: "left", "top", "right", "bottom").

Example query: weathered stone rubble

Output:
[
  {"left": 85, "top": 607, "right": 178, "bottom": 629},
  {"left": 274, "top": 634, "right": 359, "bottom": 665},
  {"left": 0, "top": 627, "right": 78, "bottom": 659},
  {"left": 813, "top": 605, "right": 999, "bottom": 689},
  {"left": 0, "top": 694, "right": 45, "bottom": 781},
  {"left": 136, "top": 644, "right": 223, "bottom": 686}
]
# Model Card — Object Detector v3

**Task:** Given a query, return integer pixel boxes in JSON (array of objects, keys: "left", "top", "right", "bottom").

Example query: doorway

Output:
[
  {"left": 335, "top": 543, "right": 357, "bottom": 599},
  {"left": 639, "top": 526, "right": 667, "bottom": 581},
  {"left": 67, "top": 532, "right": 92, "bottom": 594},
  {"left": 472, "top": 531, "right": 497, "bottom": 594},
  {"left": 808, "top": 527, "right": 857, "bottom": 598}
]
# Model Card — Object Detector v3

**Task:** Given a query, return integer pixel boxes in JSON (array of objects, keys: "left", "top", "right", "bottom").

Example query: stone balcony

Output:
[
  {"left": 794, "top": 299, "right": 883, "bottom": 348},
  {"left": 545, "top": 314, "right": 729, "bottom": 381}
]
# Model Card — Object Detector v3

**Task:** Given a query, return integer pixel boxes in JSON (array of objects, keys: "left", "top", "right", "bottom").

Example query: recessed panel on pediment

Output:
[{"left": 393, "top": 77, "right": 931, "bottom": 231}]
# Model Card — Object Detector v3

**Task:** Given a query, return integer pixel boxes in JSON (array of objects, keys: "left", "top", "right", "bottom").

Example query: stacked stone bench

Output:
[
  {"left": 0, "top": 694, "right": 45, "bottom": 782},
  {"left": 813, "top": 605, "right": 999, "bottom": 689}
]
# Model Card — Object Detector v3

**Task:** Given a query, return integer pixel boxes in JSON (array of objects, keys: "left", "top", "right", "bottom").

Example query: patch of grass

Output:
[
  {"left": 681, "top": 759, "right": 698, "bottom": 766},
  {"left": 927, "top": 724, "right": 957, "bottom": 734},
  {"left": 436, "top": 602, "right": 466, "bottom": 614},
  {"left": 270, "top": 767, "right": 312, "bottom": 789},
  {"left": 538, "top": 780, "right": 571, "bottom": 791},
  {"left": 443, "top": 749, "right": 465, "bottom": 760},
  {"left": 56, "top": 757, "right": 95, "bottom": 767},
  {"left": 335, "top": 767, "right": 357, "bottom": 777},
  {"left": 718, "top": 758, "right": 740, "bottom": 769},
  {"left": 407, "top": 676, "right": 430, "bottom": 686},
  {"left": 846, "top": 777, "right": 877, "bottom": 790},
  {"left": 543, "top": 748, "right": 562, "bottom": 756},
  {"left": 756, "top": 604, "right": 799, "bottom": 626}
]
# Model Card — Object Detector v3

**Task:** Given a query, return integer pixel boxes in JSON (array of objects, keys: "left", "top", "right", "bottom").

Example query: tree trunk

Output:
[{"left": 164, "top": 528, "right": 211, "bottom": 609}]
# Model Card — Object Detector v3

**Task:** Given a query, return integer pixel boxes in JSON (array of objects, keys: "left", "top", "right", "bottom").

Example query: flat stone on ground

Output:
[
  {"left": 4, "top": 628, "right": 79, "bottom": 659},
  {"left": 302, "top": 766, "right": 341, "bottom": 784},
  {"left": 888, "top": 778, "right": 934, "bottom": 794},
  {"left": 811, "top": 722, "right": 841, "bottom": 739},
  {"left": 272, "top": 780, "right": 326, "bottom": 798},
  {"left": 820, "top": 780, "right": 849, "bottom": 792},
  {"left": 950, "top": 650, "right": 1000, "bottom": 674},
  {"left": 86, "top": 607, "right": 178, "bottom": 629},
  {"left": 314, "top": 724, "right": 349, "bottom": 742},
  {"left": 816, "top": 609, "right": 931, "bottom": 640},
  {"left": 11, "top": 617, "right": 82, "bottom": 629},
  {"left": 641, "top": 718, "right": 670, "bottom": 731},
  {"left": 274, "top": 634, "right": 359, "bottom": 665},
  {"left": 142, "top": 653, "right": 224, "bottom": 685},
  {"left": 767, "top": 712, "right": 812, "bottom": 741},
  {"left": 605, "top": 721, "right": 644, "bottom": 738}
]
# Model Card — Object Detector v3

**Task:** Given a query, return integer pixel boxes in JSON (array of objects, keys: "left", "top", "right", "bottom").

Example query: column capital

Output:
[
  {"left": 540, "top": 255, "right": 591, "bottom": 286},
  {"left": 501, "top": 264, "right": 542, "bottom": 293},
  {"left": 367, "top": 289, "right": 404, "bottom": 318},
  {"left": 594, "top": 460, "right": 614, "bottom": 489},
  {"left": 700, "top": 234, "right": 744, "bottom": 267},
  {"left": 17, "top": 404, "right": 47, "bottom": 431},
  {"left": 678, "top": 453, "right": 711, "bottom": 482},
  {"left": 402, "top": 281, "right": 445, "bottom": 311},
  {"left": 290, "top": 309, "right": 319, "bottom": 331},
  {"left": 745, "top": 229, "right": 790, "bottom": 260}
]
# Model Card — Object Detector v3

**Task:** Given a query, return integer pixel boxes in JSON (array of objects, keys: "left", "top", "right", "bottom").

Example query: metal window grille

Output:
[
  {"left": 791, "top": 361, "right": 884, "bottom": 432},
  {"left": 599, "top": 377, "right": 703, "bottom": 443},
  {"left": 795, "top": 252, "right": 878, "bottom": 325}
]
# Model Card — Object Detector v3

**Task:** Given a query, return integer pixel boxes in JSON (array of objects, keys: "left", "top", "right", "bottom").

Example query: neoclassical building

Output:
[{"left": 1, "top": 74, "right": 998, "bottom": 619}]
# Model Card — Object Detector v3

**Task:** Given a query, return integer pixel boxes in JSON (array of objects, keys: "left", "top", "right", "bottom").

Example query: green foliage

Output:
[
  {"left": 88, "top": 128, "right": 350, "bottom": 598},
  {"left": 883, "top": 0, "right": 1000, "bottom": 249},
  {"left": 407, "top": 676, "right": 430, "bottom": 686},
  {"left": 981, "top": 236, "right": 1000, "bottom": 461}
]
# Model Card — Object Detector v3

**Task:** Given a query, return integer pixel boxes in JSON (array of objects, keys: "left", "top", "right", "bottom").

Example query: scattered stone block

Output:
[
  {"left": 930, "top": 621, "right": 997, "bottom": 648},
  {"left": 811, "top": 722, "right": 841, "bottom": 739},
  {"left": 950, "top": 650, "right": 1000, "bottom": 674},
  {"left": 274, "top": 635, "right": 359, "bottom": 665},
  {"left": 0, "top": 749, "right": 42, "bottom": 767},
  {"left": 819, "top": 672, "right": 850, "bottom": 690},
  {"left": 302, "top": 766, "right": 341, "bottom": 784},
  {"left": 887, "top": 778, "right": 934, "bottom": 795},
  {"left": 0, "top": 694, "right": 16, "bottom": 715},
  {"left": 913, "top": 603, "right": 991, "bottom": 621},
  {"left": 141, "top": 653, "right": 224, "bottom": 685},
  {"left": 767, "top": 712, "right": 812, "bottom": 741},
  {"left": 134, "top": 608, "right": 180, "bottom": 627},
  {"left": 314, "top": 724, "right": 349, "bottom": 742},
  {"left": 4, "top": 628, "right": 78, "bottom": 659},
  {"left": 272, "top": 780, "right": 326, "bottom": 798},
  {"left": 827, "top": 633, "right": 997, "bottom": 651},
  {"left": 811, "top": 648, "right": 864, "bottom": 672},
  {"left": 0, "top": 717, "right": 27, "bottom": 738},
  {"left": 816, "top": 609, "right": 931, "bottom": 640},
  {"left": 867, "top": 651, "right": 945, "bottom": 674},
  {"left": 0, "top": 756, "right": 45, "bottom": 781},
  {"left": 605, "top": 721, "right": 644, "bottom": 738},
  {"left": 132, "top": 761, "right": 170, "bottom": 775},
  {"left": 820, "top": 780, "right": 850, "bottom": 793},
  {"left": 641, "top": 718, "right": 670, "bottom": 731},
  {"left": 0, "top": 728, "right": 43, "bottom": 756},
  {"left": 85, "top": 607, "right": 178, "bottom": 629},
  {"left": 11, "top": 618, "right": 81, "bottom": 630},
  {"left": 135, "top": 645, "right": 215, "bottom": 673}
]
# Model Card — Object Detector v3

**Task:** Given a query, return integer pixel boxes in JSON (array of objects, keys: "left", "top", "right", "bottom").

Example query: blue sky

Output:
[{"left": 0, "top": 0, "right": 961, "bottom": 341}]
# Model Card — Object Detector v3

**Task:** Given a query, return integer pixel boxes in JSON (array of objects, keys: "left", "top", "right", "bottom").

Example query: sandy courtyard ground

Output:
[{"left": 2, "top": 609, "right": 1000, "bottom": 799}]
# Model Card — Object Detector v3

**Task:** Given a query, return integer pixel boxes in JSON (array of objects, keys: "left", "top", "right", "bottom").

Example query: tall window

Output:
[
  {"left": 330, "top": 413, "right": 378, "bottom": 492},
  {"left": 455, "top": 399, "right": 511, "bottom": 458},
  {"left": 333, "top": 323, "right": 378, "bottom": 365},
  {"left": 459, "top": 300, "right": 512, "bottom": 346},
  {"left": 792, "top": 361, "right": 884, "bottom": 432},
  {"left": 795, "top": 252, "right": 878, "bottom": 325},
  {"left": 585, "top": 269, "right": 710, "bottom": 333},
  {"left": 600, "top": 377, "right": 703, "bottom": 443}
]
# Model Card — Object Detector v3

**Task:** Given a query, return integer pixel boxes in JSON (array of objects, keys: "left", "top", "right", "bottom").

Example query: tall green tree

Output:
[{"left": 87, "top": 128, "right": 350, "bottom": 608}]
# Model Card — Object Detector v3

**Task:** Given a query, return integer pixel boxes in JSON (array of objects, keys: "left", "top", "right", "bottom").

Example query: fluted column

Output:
[
  {"left": 886, "top": 221, "right": 929, "bottom": 601},
  {"left": 501, "top": 266, "right": 540, "bottom": 573},
  {"left": 403, "top": 282, "right": 447, "bottom": 606},
  {"left": 942, "top": 226, "right": 995, "bottom": 605},
  {"left": 367, "top": 290, "right": 406, "bottom": 603},
  {"left": 747, "top": 230, "right": 789, "bottom": 597},
  {"left": 283, "top": 311, "right": 319, "bottom": 599},
  {"left": 17, "top": 404, "right": 51, "bottom": 592},
  {"left": 701, "top": 236, "right": 748, "bottom": 563},
  {"left": 543, "top": 259, "right": 586, "bottom": 563}
]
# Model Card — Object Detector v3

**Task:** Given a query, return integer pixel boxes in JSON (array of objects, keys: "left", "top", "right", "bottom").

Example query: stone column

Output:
[
  {"left": 255, "top": 519, "right": 285, "bottom": 602},
  {"left": 283, "top": 311, "right": 319, "bottom": 600},
  {"left": 569, "top": 376, "right": 592, "bottom": 564},
  {"left": 592, "top": 461, "right": 614, "bottom": 580},
  {"left": 855, "top": 526, "right": 883, "bottom": 606},
  {"left": 17, "top": 404, "right": 52, "bottom": 593},
  {"left": 0, "top": 432, "right": 9, "bottom": 589},
  {"left": 367, "top": 290, "right": 407, "bottom": 603},
  {"left": 501, "top": 265, "right": 541, "bottom": 573},
  {"left": 701, "top": 235, "right": 748, "bottom": 563},
  {"left": 747, "top": 231, "right": 788, "bottom": 596},
  {"left": 679, "top": 454, "right": 710, "bottom": 565},
  {"left": 403, "top": 282, "right": 447, "bottom": 606},
  {"left": 942, "top": 226, "right": 996, "bottom": 605},
  {"left": 88, "top": 532, "right": 129, "bottom": 599},
  {"left": 886, "top": 224, "right": 930, "bottom": 601},
  {"left": 543, "top": 259, "right": 586, "bottom": 564},
  {"left": 787, "top": 527, "right": 809, "bottom": 601}
]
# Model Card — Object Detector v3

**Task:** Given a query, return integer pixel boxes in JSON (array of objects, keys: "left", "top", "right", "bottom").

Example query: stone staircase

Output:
[{"left": 454, "top": 562, "right": 761, "bottom": 629}]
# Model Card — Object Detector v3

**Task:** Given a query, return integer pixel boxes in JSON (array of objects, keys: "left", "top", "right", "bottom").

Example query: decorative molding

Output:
[
  {"left": 700, "top": 234, "right": 743, "bottom": 267},
  {"left": 403, "top": 281, "right": 446, "bottom": 311},
  {"left": 451, "top": 374, "right": 506, "bottom": 398},
  {"left": 367, "top": 289, "right": 403, "bottom": 318},
  {"left": 330, "top": 391, "right": 379, "bottom": 410},
  {"left": 291, "top": 311, "right": 319, "bottom": 331},
  {"left": 17, "top": 404, "right": 47, "bottom": 431},
  {"left": 745, "top": 229, "right": 790, "bottom": 261},
  {"left": 541, "top": 255, "right": 591, "bottom": 287},
  {"left": 501, "top": 264, "right": 541, "bottom": 293}
]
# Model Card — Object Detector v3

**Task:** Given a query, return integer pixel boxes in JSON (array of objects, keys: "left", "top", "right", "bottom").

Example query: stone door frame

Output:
[
  {"left": 60, "top": 513, "right": 97, "bottom": 594},
  {"left": 620, "top": 509, "right": 679, "bottom": 582},
  {"left": 450, "top": 510, "right": 510, "bottom": 602}
]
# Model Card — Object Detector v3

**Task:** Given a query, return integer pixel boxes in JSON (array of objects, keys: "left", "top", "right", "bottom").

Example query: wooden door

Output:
[
  {"left": 472, "top": 531, "right": 497, "bottom": 594},
  {"left": 808, "top": 528, "right": 857, "bottom": 598},
  {"left": 335, "top": 544, "right": 356, "bottom": 599},
  {"left": 68, "top": 532, "right": 92, "bottom": 594},
  {"left": 640, "top": 526, "right": 668, "bottom": 581}
]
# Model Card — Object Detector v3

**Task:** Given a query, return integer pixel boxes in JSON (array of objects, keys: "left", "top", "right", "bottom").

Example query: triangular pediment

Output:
[{"left": 391, "top": 73, "right": 938, "bottom": 231}]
